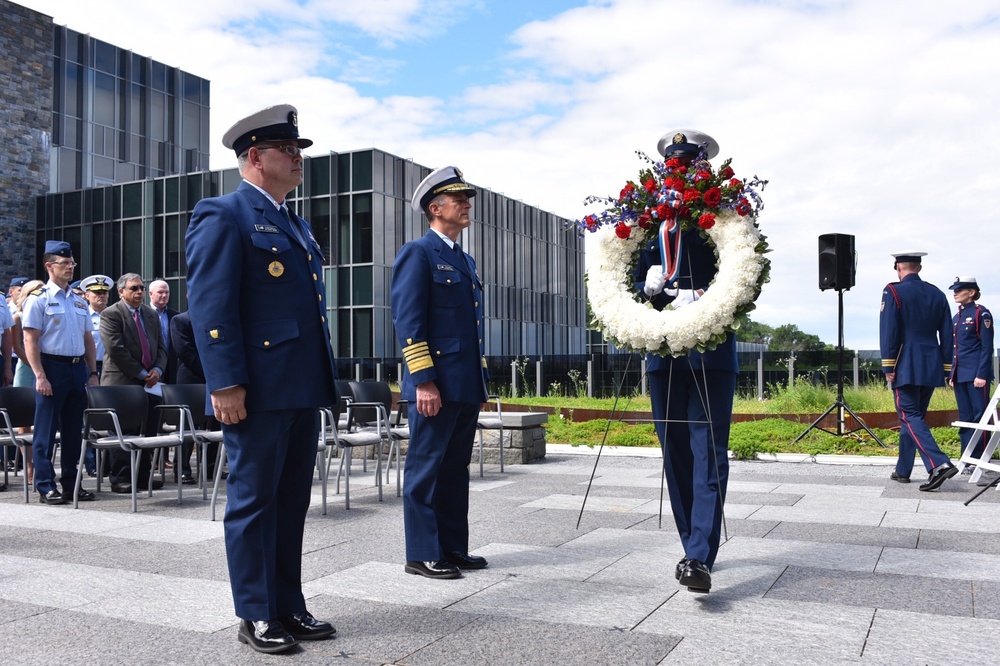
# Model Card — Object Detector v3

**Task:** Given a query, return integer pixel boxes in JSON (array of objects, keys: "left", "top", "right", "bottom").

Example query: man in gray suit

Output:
[{"left": 99, "top": 273, "right": 168, "bottom": 493}]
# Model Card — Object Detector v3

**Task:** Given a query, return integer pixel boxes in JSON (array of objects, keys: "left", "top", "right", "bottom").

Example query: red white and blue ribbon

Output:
[{"left": 659, "top": 219, "right": 682, "bottom": 283}]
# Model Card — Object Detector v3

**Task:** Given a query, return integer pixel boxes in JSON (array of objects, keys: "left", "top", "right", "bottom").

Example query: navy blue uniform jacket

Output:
[
  {"left": 391, "top": 230, "right": 488, "bottom": 404},
  {"left": 879, "top": 273, "right": 952, "bottom": 387},
  {"left": 951, "top": 303, "right": 994, "bottom": 383},
  {"left": 185, "top": 181, "right": 336, "bottom": 411}
]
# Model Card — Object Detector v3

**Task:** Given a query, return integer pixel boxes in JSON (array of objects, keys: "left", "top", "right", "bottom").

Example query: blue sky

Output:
[{"left": 17, "top": 0, "right": 1000, "bottom": 351}]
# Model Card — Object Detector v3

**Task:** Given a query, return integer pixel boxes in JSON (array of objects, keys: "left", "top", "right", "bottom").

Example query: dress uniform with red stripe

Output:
[{"left": 948, "top": 276, "right": 994, "bottom": 458}]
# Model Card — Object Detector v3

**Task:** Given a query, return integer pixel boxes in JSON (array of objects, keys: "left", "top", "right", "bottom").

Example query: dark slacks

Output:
[
  {"left": 650, "top": 366, "right": 735, "bottom": 570},
  {"left": 954, "top": 381, "right": 991, "bottom": 457},
  {"left": 403, "top": 401, "right": 480, "bottom": 562},
  {"left": 893, "top": 384, "right": 951, "bottom": 476},
  {"left": 222, "top": 408, "right": 318, "bottom": 621},
  {"left": 32, "top": 358, "right": 87, "bottom": 495}
]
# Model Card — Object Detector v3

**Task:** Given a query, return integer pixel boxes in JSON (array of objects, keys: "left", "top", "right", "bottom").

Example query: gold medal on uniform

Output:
[{"left": 268, "top": 261, "right": 284, "bottom": 277}]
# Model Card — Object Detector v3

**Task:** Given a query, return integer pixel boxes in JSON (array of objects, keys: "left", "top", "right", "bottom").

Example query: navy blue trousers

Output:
[
  {"left": 403, "top": 401, "right": 479, "bottom": 562},
  {"left": 893, "top": 385, "right": 951, "bottom": 476},
  {"left": 32, "top": 358, "right": 86, "bottom": 496},
  {"left": 649, "top": 366, "right": 735, "bottom": 570},
  {"left": 954, "top": 381, "right": 991, "bottom": 457},
  {"left": 221, "top": 408, "right": 317, "bottom": 621}
]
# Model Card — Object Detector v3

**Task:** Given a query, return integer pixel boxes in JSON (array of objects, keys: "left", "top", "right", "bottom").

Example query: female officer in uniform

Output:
[{"left": 948, "top": 277, "right": 994, "bottom": 462}]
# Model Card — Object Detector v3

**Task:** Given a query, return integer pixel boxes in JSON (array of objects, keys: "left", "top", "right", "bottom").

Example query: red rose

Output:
[
  {"left": 694, "top": 170, "right": 711, "bottom": 182},
  {"left": 735, "top": 198, "right": 751, "bottom": 216},
  {"left": 619, "top": 182, "right": 635, "bottom": 201},
  {"left": 678, "top": 205, "right": 690, "bottom": 219},
  {"left": 698, "top": 212, "right": 716, "bottom": 230},
  {"left": 585, "top": 214, "right": 598, "bottom": 229},
  {"left": 683, "top": 188, "right": 701, "bottom": 203},
  {"left": 637, "top": 213, "right": 651, "bottom": 229},
  {"left": 615, "top": 222, "right": 631, "bottom": 239},
  {"left": 670, "top": 177, "right": 686, "bottom": 191},
  {"left": 665, "top": 158, "right": 682, "bottom": 169},
  {"left": 728, "top": 178, "right": 743, "bottom": 191},
  {"left": 702, "top": 186, "right": 722, "bottom": 207},
  {"left": 655, "top": 204, "right": 669, "bottom": 220},
  {"left": 720, "top": 166, "right": 735, "bottom": 179},
  {"left": 676, "top": 166, "right": 688, "bottom": 175},
  {"left": 643, "top": 178, "right": 657, "bottom": 194}
]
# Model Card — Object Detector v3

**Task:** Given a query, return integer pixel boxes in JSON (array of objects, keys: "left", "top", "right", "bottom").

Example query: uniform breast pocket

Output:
[
  {"left": 251, "top": 232, "right": 294, "bottom": 282},
  {"left": 432, "top": 270, "right": 463, "bottom": 306}
]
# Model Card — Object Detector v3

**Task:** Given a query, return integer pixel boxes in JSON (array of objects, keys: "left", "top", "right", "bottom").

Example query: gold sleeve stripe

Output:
[
  {"left": 481, "top": 357, "right": 487, "bottom": 368},
  {"left": 406, "top": 355, "right": 434, "bottom": 373},
  {"left": 403, "top": 341, "right": 433, "bottom": 373},
  {"left": 943, "top": 364, "right": 953, "bottom": 371},
  {"left": 881, "top": 359, "right": 896, "bottom": 367}
]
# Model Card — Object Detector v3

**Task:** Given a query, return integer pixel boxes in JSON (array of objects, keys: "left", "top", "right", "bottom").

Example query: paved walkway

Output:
[{"left": 2, "top": 446, "right": 999, "bottom": 665}]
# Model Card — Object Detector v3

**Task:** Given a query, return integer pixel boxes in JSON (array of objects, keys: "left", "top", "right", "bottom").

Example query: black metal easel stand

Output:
[{"left": 794, "top": 288, "right": 886, "bottom": 446}]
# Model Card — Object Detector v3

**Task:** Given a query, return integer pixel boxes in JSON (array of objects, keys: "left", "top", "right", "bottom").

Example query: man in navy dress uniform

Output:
[
  {"left": 947, "top": 276, "right": 994, "bottom": 462},
  {"left": 21, "top": 241, "right": 100, "bottom": 504},
  {"left": 391, "top": 166, "right": 489, "bottom": 580},
  {"left": 880, "top": 251, "right": 957, "bottom": 490},
  {"left": 185, "top": 104, "right": 337, "bottom": 653},
  {"left": 634, "top": 130, "right": 736, "bottom": 594}
]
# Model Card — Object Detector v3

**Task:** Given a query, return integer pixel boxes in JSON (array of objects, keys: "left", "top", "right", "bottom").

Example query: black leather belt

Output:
[{"left": 40, "top": 353, "right": 85, "bottom": 363}]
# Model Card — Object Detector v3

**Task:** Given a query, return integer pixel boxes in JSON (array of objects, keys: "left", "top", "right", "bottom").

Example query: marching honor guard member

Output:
[
  {"left": 186, "top": 104, "right": 338, "bottom": 653},
  {"left": 635, "top": 130, "right": 736, "bottom": 594},
  {"left": 391, "top": 166, "right": 489, "bottom": 580},
  {"left": 880, "top": 251, "right": 957, "bottom": 490},
  {"left": 947, "top": 277, "right": 994, "bottom": 466}
]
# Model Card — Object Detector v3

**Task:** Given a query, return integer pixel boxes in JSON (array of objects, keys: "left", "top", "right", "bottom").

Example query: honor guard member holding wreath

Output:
[
  {"left": 634, "top": 130, "right": 737, "bottom": 594},
  {"left": 21, "top": 241, "right": 100, "bottom": 504},
  {"left": 880, "top": 251, "right": 957, "bottom": 491},
  {"left": 185, "top": 104, "right": 338, "bottom": 654},
  {"left": 947, "top": 277, "right": 994, "bottom": 464},
  {"left": 391, "top": 166, "right": 489, "bottom": 580}
]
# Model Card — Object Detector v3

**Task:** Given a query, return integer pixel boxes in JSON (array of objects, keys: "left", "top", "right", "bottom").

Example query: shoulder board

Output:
[{"left": 30, "top": 288, "right": 43, "bottom": 296}]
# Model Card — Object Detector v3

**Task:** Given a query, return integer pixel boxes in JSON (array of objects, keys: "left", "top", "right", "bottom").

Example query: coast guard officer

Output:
[
  {"left": 880, "top": 251, "right": 956, "bottom": 490},
  {"left": 21, "top": 241, "right": 99, "bottom": 504},
  {"left": 947, "top": 276, "right": 994, "bottom": 461},
  {"left": 186, "top": 104, "right": 337, "bottom": 653},
  {"left": 391, "top": 166, "right": 489, "bottom": 580},
  {"left": 634, "top": 130, "right": 736, "bottom": 594}
]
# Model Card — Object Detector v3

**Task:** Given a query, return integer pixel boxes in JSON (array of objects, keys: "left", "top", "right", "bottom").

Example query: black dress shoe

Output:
[
  {"left": 69, "top": 487, "right": 96, "bottom": 501},
  {"left": 890, "top": 471, "right": 910, "bottom": 484},
  {"left": 445, "top": 552, "right": 488, "bottom": 570},
  {"left": 176, "top": 473, "right": 196, "bottom": 485},
  {"left": 920, "top": 463, "right": 958, "bottom": 491},
  {"left": 404, "top": 560, "right": 462, "bottom": 579},
  {"left": 675, "top": 557, "right": 689, "bottom": 580},
  {"left": 237, "top": 619, "right": 298, "bottom": 654},
  {"left": 679, "top": 559, "right": 712, "bottom": 593},
  {"left": 111, "top": 482, "right": 132, "bottom": 494},
  {"left": 39, "top": 489, "right": 67, "bottom": 505},
  {"left": 278, "top": 611, "right": 336, "bottom": 640}
]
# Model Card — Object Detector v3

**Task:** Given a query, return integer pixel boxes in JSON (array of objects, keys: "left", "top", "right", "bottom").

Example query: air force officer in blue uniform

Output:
[
  {"left": 880, "top": 251, "right": 957, "bottom": 491},
  {"left": 185, "top": 105, "right": 337, "bottom": 654},
  {"left": 391, "top": 166, "right": 489, "bottom": 580},
  {"left": 634, "top": 131, "right": 736, "bottom": 594},
  {"left": 947, "top": 276, "right": 994, "bottom": 459}
]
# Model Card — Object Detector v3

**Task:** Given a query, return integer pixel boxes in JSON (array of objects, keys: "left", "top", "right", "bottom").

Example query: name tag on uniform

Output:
[
  {"left": 254, "top": 224, "right": 280, "bottom": 233},
  {"left": 436, "top": 264, "right": 455, "bottom": 271}
]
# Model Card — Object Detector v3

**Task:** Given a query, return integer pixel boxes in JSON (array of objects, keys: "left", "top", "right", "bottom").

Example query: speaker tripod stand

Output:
[{"left": 794, "top": 287, "right": 885, "bottom": 445}]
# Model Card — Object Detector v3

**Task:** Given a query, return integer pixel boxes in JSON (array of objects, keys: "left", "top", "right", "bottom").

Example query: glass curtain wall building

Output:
[
  {"left": 50, "top": 24, "right": 210, "bottom": 192},
  {"left": 35, "top": 149, "right": 588, "bottom": 361}
]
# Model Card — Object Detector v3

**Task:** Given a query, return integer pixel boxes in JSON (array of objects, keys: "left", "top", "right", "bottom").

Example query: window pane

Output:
[
  {"left": 352, "top": 193, "right": 372, "bottom": 263},
  {"left": 352, "top": 309, "right": 373, "bottom": 357},
  {"left": 352, "top": 150, "right": 372, "bottom": 190},
  {"left": 310, "top": 155, "right": 330, "bottom": 195},
  {"left": 352, "top": 266, "right": 372, "bottom": 306}
]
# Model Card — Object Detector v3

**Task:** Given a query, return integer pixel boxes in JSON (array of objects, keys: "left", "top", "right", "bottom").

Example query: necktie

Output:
[
  {"left": 134, "top": 308, "right": 153, "bottom": 369},
  {"left": 281, "top": 206, "right": 308, "bottom": 249},
  {"left": 454, "top": 242, "right": 462, "bottom": 254}
]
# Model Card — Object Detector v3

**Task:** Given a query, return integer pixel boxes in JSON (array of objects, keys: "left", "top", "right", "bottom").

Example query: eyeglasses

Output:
[
  {"left": 126, "top": 285, "right": 145, "bottom": 292},
  {"left": 50, "top": 260, "right": 77, "bottom": 267},
  {"left": 256, "top": 142, "right": 301, "bottom": 157}
]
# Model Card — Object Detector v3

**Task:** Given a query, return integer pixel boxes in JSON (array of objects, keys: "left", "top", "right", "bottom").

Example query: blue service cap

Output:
[
  {"left": 949, "top": 276, "right": 978, "bottom": 291},
  {"left": 222, "top": 104, "right": 313, "bottom": 157},
  {"left": 81, "top": 275, "right": 113, "bottom": 292},
  {"left": 412, "top": 166, "right": 477, "bottom": 215},
  {"left": 657, "top": 129, "right": 720, "bottom": 160},
  {"left": 44, "top": 240, "right": 73, "bottom": 258},
  {"left": 9, "top": 277, "right": 29, "bottom": 288},
  {"left": 69, "top": 280, "right": 82, "bottom": 290}
]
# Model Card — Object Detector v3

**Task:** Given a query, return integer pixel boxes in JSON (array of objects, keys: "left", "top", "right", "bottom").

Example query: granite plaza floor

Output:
[{"left": 2, "top": 445, "right": 1000, "bottom": 665}]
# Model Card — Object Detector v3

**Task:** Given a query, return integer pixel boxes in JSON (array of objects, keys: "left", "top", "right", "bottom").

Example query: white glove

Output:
[
  {"left": 670, "top": 289, "right": 700, "bottom": 309},
  {"left": 644, "top": 265, "right": 666, "bottom": 297}
]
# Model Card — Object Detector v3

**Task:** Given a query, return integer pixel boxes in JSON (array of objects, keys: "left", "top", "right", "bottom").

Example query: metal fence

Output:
[{"left": 334, "top": 350, "right": 894, "bottom": 399}]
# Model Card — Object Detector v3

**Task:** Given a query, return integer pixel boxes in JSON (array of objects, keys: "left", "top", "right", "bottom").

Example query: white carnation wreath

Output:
[{"left": 587, "top": 209, "right": 766, "bottom": 356}]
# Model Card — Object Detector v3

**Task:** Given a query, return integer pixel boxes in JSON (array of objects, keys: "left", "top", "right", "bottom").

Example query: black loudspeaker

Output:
[{"left": 818, "top": 233, "right": 856, "bottom": 291}]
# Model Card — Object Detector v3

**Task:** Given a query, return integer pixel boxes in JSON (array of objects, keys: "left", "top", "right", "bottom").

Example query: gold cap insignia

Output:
[
  {"left": 290, "top": 111, "right": 298, "bottom": 127},
  {"left": 268, "top": 261, "right": 285, "bottom": 277},
  {"left": 673, "top": 133, "right": 686, "bottom": 144},
  {"left": 210, "top": 329, "right": 219, "bottom": 339}
]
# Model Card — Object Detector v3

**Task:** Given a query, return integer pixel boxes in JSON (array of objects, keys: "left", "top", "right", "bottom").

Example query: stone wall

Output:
[{"left": 0, "top": 0, "right": 52, "bottom": 282}]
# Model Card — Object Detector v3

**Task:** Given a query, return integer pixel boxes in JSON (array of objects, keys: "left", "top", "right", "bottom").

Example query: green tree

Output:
[{"left": 770, "top": 324, "right": 828, "bottom": 352}]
